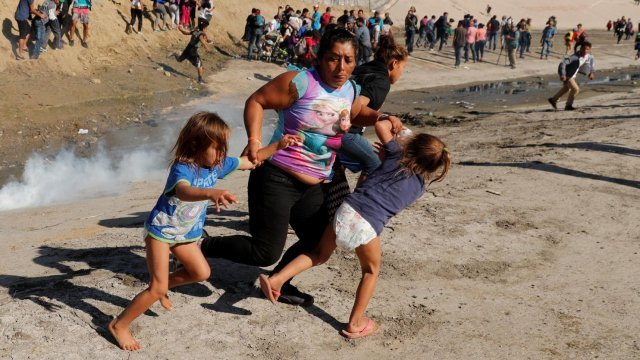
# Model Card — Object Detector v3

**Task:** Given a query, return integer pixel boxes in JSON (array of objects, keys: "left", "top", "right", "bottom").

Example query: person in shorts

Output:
[
  {"left": 15, "top": 0, "right": 46, "bottom": 59},
  {"left": 175, "top": 20, "right": 212, "bottom": 84},
  {"left": 69, "top": 0, "right": 91, "bottom": 48}
]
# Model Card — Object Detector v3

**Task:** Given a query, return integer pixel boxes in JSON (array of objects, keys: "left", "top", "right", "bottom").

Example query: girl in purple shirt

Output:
[{"left": 260, "top": 119, "right": 451, "bottom": 339}]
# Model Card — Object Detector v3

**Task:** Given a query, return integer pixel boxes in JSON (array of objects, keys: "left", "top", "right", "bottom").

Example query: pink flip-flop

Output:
[
  {"left": 341, "top": 318, "right": 380, "bottom": 339},
  {"left": 259, "top": 274, "right": 280, "bottom": 304}
]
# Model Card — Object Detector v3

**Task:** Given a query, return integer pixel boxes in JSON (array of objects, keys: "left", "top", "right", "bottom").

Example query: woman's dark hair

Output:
[
  {"left": 374, "top": 35, "right": 408, "bottom": 65},
  {"left": 316, "top": 27, "right": 358, "bottom": 61}
]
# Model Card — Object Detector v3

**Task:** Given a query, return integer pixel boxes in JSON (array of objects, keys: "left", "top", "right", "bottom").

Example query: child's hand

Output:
[
  {"left": 208, "top": 189, "right": 238, "bottom": 212},
  {"left": 277, "top": 134, "right": 302, "bottom": 149}
]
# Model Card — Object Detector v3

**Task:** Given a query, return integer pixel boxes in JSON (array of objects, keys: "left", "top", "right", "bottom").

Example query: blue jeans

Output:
[
  {"left": 464, "top": 42, "right": 476, "bottom": 62},
  {"left": 338, "top": 132, "right": 381, "bottom": 175},
  {"left": 31, "top": 19, "right": 45, "bottom": 59},
  {"left": 405, "top": 29, "right": 415, "bottom": 53},
  {"left": 248, "top": 31, "right": 263, "bottom": 59},
  {"left": 541, "top": 39, "right": 552, "bottom": 58},
  {"left": 475, "top": 40, "right": 486, "bottom": 60},
  {"left": 488, "top": 31, "right": 498, "bottom": 50}
]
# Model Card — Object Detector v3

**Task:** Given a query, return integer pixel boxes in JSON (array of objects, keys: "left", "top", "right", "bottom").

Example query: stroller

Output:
[{"left": 260, "top": 31, "right": 287, "bottom": 63}]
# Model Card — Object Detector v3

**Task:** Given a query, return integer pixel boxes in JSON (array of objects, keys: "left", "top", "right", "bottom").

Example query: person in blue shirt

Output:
[
  {"left": 14, "top": 0, "right": 47, "bottom": 59},
  {"left": 311, "top": 4, "right": 321, "bottom": 31},
  {"left": 108, "top": 111, "right": 299, "bottom": 351},
  {"left": 540, "top": 23, "right": 556, "bottom": 59},
  {"left": 260, "top": 118, "right": 451, "bottom": 340}
]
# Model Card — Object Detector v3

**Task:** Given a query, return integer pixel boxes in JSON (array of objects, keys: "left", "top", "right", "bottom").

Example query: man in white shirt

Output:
[{"left": 548, "top": 41, "right": 595, "bottom": 111}]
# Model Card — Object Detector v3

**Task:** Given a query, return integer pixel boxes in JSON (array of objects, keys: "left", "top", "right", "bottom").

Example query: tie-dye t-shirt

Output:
[
  {"left": 145, "top": 157, "right": 240, "bottom": 243},
  {"left": 269, "top": 69, "right": 359, "bottom": 179}
]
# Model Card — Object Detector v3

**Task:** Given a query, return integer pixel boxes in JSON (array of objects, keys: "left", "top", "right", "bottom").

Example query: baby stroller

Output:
[{"left": 260, "top": 31, "right": 281, "bottom": 62}]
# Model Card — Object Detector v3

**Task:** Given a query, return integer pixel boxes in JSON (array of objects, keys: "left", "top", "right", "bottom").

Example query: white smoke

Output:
[
  {"left": 0, "top": 97, "right": 277, "bottom": 212},
  {"left": 0, "top": 146, "right": 167, "bottom": 211}
]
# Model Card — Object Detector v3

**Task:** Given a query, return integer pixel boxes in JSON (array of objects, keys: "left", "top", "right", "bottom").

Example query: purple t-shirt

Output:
[
  {"left": 268, "top": 70, "right": 357, "bottom": 180},
  {"left": 345, "top": 140, "right": 425, "bottom": 235}
]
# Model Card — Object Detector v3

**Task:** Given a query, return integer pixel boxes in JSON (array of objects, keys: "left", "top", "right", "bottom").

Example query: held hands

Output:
[
  {"left": 560, "top": 76, "right": 567, "bottom": 81},
  {"left": 277, "top": 134, "right": 303, "bottom": 149},
  {"left": 208, "top": 189, "right": 238, "bottom": 213},
  {"left": 242, "top": 139, "right": 262, "bottom": 165},
  {"left": 387, "top": 115, "right": 404, "bottom": 134}
]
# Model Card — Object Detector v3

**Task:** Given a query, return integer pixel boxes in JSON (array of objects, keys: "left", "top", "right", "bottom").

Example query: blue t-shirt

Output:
[
  {"left": 74, "top": 0, "right": 90, "bottom": 8},
  {"left": 312, "top": 11, "right": 321, "bottom": 30},
  {"left": 15, "top": 0, "right": 34, "bottom": 21},
  {"left": 345, "top": 140, "right": 425, "bottom": 235},
  {"left": 145, "top": 157, "right": 240, "bottom": 243}
]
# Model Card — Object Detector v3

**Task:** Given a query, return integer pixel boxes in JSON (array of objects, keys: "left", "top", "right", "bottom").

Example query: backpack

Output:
[
  {"left": 564, "top": 31, "right": 573, "bottom": 41},
  {"left": 253, "top": 15, "right": 265, "bottom": 28},
  {"left": 294, "top": 37, "right": 308, "bottom": 56}
]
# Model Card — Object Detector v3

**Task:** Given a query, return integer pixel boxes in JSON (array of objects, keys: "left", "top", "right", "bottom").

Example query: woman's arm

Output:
[
  {"left": 350, "top": 96, "right": 403, "bottom": 133},
  {"left": 237, "top": 134, "right": 301, "bottom": 170},
  {"left": 243, "top": 70, "right": 300, "bottom": 164}
]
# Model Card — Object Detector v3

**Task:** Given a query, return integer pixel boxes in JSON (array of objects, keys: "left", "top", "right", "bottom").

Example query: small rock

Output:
[
  {"left": 164, "top": 71, "right": 171, "bottom": 77},
  {"left": 78, "top": 129, "right": 89, "bottom": 135},
  {"left": 128, "top": 68, "right": 133, "bottom": 73},
  {"left": 90, "top": 78, "right": 101, "bottom": 84},
  {"left": 246, "top": 77, "right": 253, "bottom": 80}
]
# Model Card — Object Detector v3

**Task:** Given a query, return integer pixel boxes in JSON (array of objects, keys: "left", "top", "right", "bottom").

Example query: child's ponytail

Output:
[{"left": 374, "top": 35, "right": 409, "bottom": 66}]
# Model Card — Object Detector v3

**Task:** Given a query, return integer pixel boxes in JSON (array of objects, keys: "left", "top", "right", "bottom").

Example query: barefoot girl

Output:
[
  {"left": 260, "top": 118, "right": 451, "bottom": 339},
  {"left": 108, "top": 112, "right": 299, "bottom": 351}
]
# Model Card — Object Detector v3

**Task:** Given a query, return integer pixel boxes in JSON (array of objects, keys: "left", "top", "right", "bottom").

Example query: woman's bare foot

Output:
[
  {"left": 108, "top": 318, "right": 142, "bottom": 351},
  {"left": 160, "top": 294, "right": 173, "bottom": 310}
]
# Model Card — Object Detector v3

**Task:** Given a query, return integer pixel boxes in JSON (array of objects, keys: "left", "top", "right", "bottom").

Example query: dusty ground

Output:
[{"left": 1, "top": 5, "right": 639, "bottom": 359}]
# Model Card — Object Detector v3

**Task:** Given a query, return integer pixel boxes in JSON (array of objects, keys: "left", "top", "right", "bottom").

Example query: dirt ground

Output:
[{"left": 0, "top": 11, "right": 639, "bottom": 360}]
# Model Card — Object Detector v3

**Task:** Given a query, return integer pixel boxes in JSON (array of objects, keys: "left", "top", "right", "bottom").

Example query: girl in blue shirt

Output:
[
  {"left": 108, "top": 112, "right": 299, "bottom": 351},
  {"left": 260, "top": 119, "right": 451, "bottom": 339}
]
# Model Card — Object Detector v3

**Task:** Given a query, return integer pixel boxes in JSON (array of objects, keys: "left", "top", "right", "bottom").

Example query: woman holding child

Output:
[{"left": 199, "top": 27, "right": 404, "bottom": 306}]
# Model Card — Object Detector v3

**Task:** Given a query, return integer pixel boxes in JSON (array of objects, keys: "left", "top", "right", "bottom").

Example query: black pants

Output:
[
  {"left": 130, "top": 8, "right": 143, "bottom": 32},
  {"left": 200, "top": 162, "right": 329, "bottom": 273}
]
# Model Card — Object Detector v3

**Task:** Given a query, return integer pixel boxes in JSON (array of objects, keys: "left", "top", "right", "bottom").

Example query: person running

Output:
[
  {"left": 198, "top": 28, "right": 404, "bottom": 307},
  {"left": 107, "top": 111, "right": 300, "bottom": 351},
  {"left": 615, "top": 18, "right": 626, "bottom": 44},
  {"left": 548, "top": 41, "right": 595, "bottom": 111},
  {"left": 68, "top": 0, "right": 91, "bottom": 48},
  {"left": 174, "top": 21, "right": 212, "bottom": 84},
  {"left": 259, "top": 120, "right": 451, "bottom": 339},
  {"left": 434, "top": 12, "right": 448, "bottom": 51}
]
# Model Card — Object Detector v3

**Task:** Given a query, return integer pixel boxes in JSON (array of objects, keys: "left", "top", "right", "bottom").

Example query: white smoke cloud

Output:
[{"left": 0, "top": 98, "right": 277, "bottom": 212}]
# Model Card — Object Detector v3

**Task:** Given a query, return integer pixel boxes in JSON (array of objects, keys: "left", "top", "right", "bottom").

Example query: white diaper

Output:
[{"left": 333, "top": 203, "right": 377, "bottom": 251}]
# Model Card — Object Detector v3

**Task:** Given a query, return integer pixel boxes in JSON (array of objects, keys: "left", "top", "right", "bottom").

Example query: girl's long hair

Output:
[
  {"left": 171, "top": 112, "right": 230, "bottom": 168},
  {"left": 374, "top": 35, "right": 409, "bottom": 65},
  {"left": 399, "top": 133, "right": 451, "bottom": 185}
]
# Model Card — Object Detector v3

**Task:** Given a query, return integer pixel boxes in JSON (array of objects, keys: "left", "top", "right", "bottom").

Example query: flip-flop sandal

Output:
[
  {"left": 259, "top": 274, "right": 280, "bottom": 304},
  {"left": 341, "top": 318, "right": 379, "bottom": 339}
]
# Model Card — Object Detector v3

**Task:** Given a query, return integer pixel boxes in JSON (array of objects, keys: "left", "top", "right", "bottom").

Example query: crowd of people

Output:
[
  {"left": 12, "top": 0, "right": 215, "bottom": 60},
  {"left": 241, "top": 5, "right": 396, "bottom": 67},
  {"left": 14, "top": 0, "right": 95, "bottom": 59}
]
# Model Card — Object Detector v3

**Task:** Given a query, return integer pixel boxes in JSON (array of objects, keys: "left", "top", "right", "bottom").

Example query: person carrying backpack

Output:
[{"left": 247, "top": 8, "right": 265, "bottom": 60}]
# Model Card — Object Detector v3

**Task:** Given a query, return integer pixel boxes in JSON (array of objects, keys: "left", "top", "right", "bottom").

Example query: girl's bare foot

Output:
[
  {"left": 160, "top": 294, "right": 173, "bottom": 310},
  {"left": 108, "top": 318, "right": 142, "bottom": 351},
  {"left": 342, "top": 317, "right": 379, "bottom": 339}
]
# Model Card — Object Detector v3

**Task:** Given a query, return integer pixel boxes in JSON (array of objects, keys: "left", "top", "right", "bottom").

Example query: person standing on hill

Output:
[
  {"left": 464, "top": 19, "right": 477, "bottom": 62},
  {"left": 475, "top": 23, "right": 487, "bottom": 62},
  {"left": 311, "top": 4, "right": 321, "bottom": 31},
  {"left": 487, "top": 15, "right": 500, "bottom": 51},
  {"left": 68, "top": 0, "right": 91, "bottom": 48},
  {"left": 548, "top": 41, "right": 595, "bottom": 111},
  {"left": 404, "top": 6, "right": 418, "bottom": 54}
]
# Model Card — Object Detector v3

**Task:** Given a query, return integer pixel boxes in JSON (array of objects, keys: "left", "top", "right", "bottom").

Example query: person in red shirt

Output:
[{"left": 321, "top": 6, "right": 331, "bottom": 29}]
